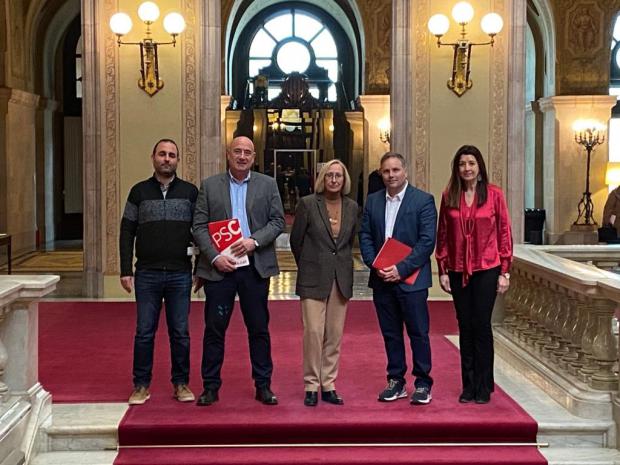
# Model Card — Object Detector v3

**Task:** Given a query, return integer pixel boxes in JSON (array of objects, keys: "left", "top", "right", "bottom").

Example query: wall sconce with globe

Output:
[
  {"left": 428, "top": 2, "right": 503, "bottom": 97},
  {"left": 109, "top": 2, "right": 186, "bottom": 97}
]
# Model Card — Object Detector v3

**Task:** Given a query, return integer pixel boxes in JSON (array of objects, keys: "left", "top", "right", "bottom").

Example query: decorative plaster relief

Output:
[
  {"left": 554, "top": 0, "right": 613, "bottom": 95},
  {"left": 413, "top": 0, "right": 429, "bottom": 191},
  {"left": 104, "top": 0, "right": 119, "bottom": 274},
  {"left": 358, "top": 0, "right": 391, "bottom": 94},
  {"left": 565, "top": 2, "right": 603, "bottom": 57},
  {"left": 183, "top": 0, "right": 198, "bottom": 187},
  {"left": 488, "top": 0, "right": 508, "bottom": 188}
]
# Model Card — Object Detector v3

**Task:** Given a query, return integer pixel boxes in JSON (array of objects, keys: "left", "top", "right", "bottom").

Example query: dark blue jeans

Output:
[
  {"left": 373, "top": 287, "right": 433, "bottom": 389},
  {"left": 133, "top": 269, "right": 192, "bottom": 387},
  {"left": 201, "top": 263, "right": 272, "bottom": 390}
]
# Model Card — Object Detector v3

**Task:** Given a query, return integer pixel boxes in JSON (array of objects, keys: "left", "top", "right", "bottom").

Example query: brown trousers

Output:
[{"left": 301, "top": 281, "right": 348, "bottom": 392}]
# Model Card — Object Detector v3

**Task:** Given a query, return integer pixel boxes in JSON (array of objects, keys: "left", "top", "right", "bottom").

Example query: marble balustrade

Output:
[
  {"left": 0, "top": 275, "right": 58, "bottom": 465},
  {"left": 501, "top": 245, "right": 620, "bottom": 397}
]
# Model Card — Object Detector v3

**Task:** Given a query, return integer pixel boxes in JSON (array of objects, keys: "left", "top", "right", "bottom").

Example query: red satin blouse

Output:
[{"left": 435, "top": 184, "right": 513, "bottom": 283}]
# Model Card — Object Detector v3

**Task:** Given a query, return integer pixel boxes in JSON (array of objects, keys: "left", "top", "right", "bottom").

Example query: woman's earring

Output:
[{"left": 477, "top": 174, "right": 482, "bottom": 182}]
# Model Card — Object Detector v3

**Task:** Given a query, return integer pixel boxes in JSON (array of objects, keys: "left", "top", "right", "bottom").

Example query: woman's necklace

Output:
[{"left": 325, "top": 197, "right": 341, "bottom": 224}]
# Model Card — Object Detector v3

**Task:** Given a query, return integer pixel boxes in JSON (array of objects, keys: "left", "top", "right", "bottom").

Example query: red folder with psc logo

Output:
[{"left": 208, "top": 218, "right": 249, "bottom": 268}]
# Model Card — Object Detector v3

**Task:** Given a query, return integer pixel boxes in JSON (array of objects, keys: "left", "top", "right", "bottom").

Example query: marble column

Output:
[
  {"left": 0, "top": 88, "right": 9, "bottom": 235},
  {"left": 200, "top": 0, "right": 222, "bottom": 180},
  {"left": 81, "top": 0, "right": 106, "bottom": 297},
  {"left": 391, "top": 0, "right": 415, "bottom": 184},
  {"left": 0, "top": 89, "right": 40, "bottom": 256},
  {"left": 506, "top": 0, "right": 527, "bottom": 243}
]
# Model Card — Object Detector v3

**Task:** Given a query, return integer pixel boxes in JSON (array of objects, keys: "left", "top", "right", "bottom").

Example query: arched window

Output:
[
  {"left": 230, "top": 3, "right": 357, "bottom": 109},
  {"left": 248, "top": 9, "right": 338, "bottom": 101},
  {"left": 609, "top": 14, "right": 620, "bottom": 164}
]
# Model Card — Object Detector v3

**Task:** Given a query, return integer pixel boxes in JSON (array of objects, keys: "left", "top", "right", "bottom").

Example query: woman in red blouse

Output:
[{"left": 436, "top": 145, "right": 513, "bottom": 404}]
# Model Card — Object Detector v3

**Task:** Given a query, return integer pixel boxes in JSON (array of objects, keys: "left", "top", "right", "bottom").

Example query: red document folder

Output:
[
  {"left": 207, "top": 218, "right": 249, "bottom": 268},
  {"left": 372, "top": 237, "right": 419, "bottom": 285}
]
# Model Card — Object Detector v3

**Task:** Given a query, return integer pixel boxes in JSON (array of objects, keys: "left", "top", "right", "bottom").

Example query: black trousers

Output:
[
  {"left": 372, "top": 287, "right": 433, "bottom": 389},
  {"left": 201, "top": 263, "right": 272, "bottom": 390},
  {"left": 448, "top": 266, "right": 500, "bottom": 397}
]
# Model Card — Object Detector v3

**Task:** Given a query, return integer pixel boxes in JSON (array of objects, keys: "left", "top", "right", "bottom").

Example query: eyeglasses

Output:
[{"left": 325, "top": 173, "right": 344, "bottom": 180}]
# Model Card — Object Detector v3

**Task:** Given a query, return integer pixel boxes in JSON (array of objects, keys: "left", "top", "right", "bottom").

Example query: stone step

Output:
[
  {"left": 543, "top": 447, "right": 620, "bottom": 464},
  {"left": 30, "top": 447, "right": 620, "bottom": 465},
  {"left": 30, "top": 450, "right": 117, "bottom": 465},
  {"left": 538, "top": 419, "right": 616, "bottom": 448},
  {"left": 41, "top": 403, "right": 127, "bottom": 452}
]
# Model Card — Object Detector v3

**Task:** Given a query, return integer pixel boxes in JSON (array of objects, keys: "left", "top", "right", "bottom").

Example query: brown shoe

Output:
[
  {"left": 173, "top": 384, "right": 195, "bottom": 402},
  {"left": 128, "top": 386, "right": 150, "bottom": 405}
]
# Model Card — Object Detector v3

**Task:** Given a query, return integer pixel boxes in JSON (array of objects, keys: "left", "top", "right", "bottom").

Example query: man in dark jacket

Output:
[
  {"left": 119, "top": 138, "right": 198, "bottom": 405},
  {"left": 192, "top": 136, "right": 284, "bottom": 406}
]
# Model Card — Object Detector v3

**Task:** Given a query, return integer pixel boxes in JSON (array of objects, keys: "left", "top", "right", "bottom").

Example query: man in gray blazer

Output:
[{"left": 193, "top": 136, "right": 285, "bottom": 406}]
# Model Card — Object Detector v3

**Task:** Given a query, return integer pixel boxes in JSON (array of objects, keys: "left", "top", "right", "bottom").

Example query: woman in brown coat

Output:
[
  {"left": 603, "top": 186, "right": 620, "bottom": 233},
  {"left": 290, "top": 159, "right": 358, "bottom": 407}
]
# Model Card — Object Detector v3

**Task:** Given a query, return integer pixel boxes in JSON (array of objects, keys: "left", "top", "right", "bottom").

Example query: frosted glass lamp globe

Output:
[
  {"left": 428, "top": 14, "right": 450, "bottom": 36},
  {"left": 451, "top": 2, "right": 474, "bottom": 25},
  {"left": 137, "top": 1, "right": 160, "bottom": 23}
]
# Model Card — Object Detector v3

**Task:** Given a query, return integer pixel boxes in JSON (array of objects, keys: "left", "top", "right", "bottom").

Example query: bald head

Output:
[{"left": 227, "top": 136, "right": 256, "bottom": 181}]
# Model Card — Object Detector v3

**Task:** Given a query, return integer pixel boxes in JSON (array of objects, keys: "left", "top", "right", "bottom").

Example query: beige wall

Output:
[{"left": 428, "top": 0, "right": 493, "bottom": 202}]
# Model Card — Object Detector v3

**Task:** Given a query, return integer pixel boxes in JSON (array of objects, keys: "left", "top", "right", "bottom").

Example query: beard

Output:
[{"left": 156, "top": 164, "right": 176, "bottom": 176}]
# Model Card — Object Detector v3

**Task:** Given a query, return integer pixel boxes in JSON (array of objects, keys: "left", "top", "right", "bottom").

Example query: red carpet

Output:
[
  {"left": 39, "top": 300, "right": 457, "bottom": 403},
  {"left": 39, "top": 300, "right": 546, "bottom": 465}
]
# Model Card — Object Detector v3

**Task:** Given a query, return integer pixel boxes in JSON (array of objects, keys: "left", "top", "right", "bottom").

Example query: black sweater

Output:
[{"left": 119, "top": 175, "right": 198, "bottom": 276}]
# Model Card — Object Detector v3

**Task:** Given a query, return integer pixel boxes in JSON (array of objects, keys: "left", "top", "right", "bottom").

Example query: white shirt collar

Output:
[{"left": 385, "top": 183, "right": 408, "bottom": 202}]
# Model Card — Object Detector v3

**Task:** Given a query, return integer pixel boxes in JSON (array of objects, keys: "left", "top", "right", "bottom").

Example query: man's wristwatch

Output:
[
  {"left": 502, "top": 272, "right": 510, "bottom": 280},
  {"left": 252, "top": 238, "right": 259, "bottom": 249}
]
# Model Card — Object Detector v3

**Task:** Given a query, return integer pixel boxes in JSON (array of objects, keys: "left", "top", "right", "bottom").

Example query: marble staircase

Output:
[{"left": 28, "top": 346, "right": 620, "bottom": 465}]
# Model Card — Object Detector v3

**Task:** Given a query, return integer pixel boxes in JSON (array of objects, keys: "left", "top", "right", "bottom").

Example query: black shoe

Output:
[
  {"left": 304, "top": 391, "right": 318, "bottom": 407},
  {"left": 196, "top": 389, "right": 219, "bottom": 406},
  {"left": 321, "top": 390, "right": 344, "bottom": 405},
  {"left": 459, "top": 391, "right": 474, "bottom": 403},
  {"left": 255, "top": 386, "right": 278, "bottom": 405},
  {"left": 475, "top": 392, "right": 491, "bottom": 404}
]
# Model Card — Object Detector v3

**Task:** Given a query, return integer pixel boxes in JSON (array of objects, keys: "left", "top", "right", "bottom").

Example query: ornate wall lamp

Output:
[
  {"left": 109, "top": 2, "right": 186, "bottom": 97},
  {"left": 378, "top": 117, "right": 391, "bottom": 144},
  {"left": 572, "top": 119, "right": 606, "bottom": 227},
  {"left": 428, "top": 2, "right": 503, "bottom": 97}
]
